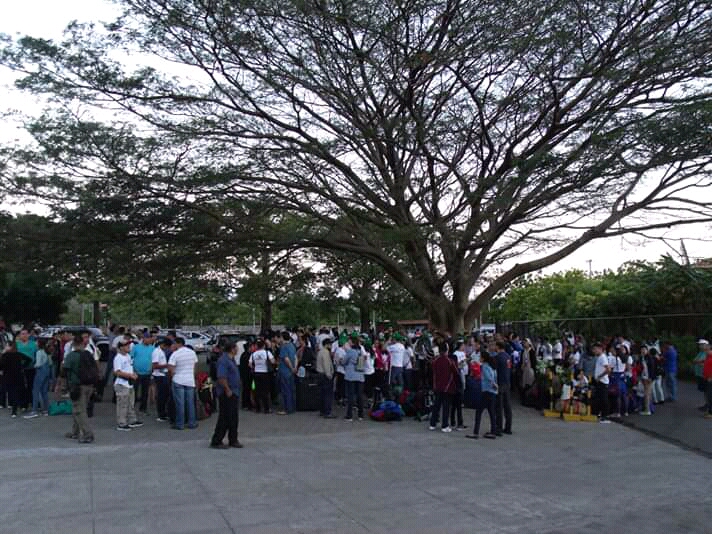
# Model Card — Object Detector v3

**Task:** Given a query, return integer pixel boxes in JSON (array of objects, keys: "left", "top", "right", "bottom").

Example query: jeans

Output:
[
  {"left": 664, "top": 372, "right": 677, "bottom": 401},
  {"left": 279, "top": 373, "right": 296, "bottom": 413},
  {"left": 495, "top": 387, "right": 512, "bottom": 433},
  {"left": 429, "top": 391, "right": 452, "bottom": 429},
  {"left": 23, "top": 368, "right": 36, "bottom": 409},
  {"left": 474, "top": 391, "right": 497, "bottom": 435},
  {"left": 652, "top": 376, "right": 665, "bottom": 403},
  {"left": 253, "top": 373, "right": 271, "bottom": 413},
  {"left": 154, "top": 375, "right": 169, "bottom": 419},
  {"left": 136, "top": 374, "right": 151, "bottom": 413},
  {"left": 318, "top": 374, "right": 334, "bottom": 416},
  {"left": 172, "top": 383, "right": 196, "bottom": 429},
  {"left": 450, "top": 388, "right": 464, "bottom": 427},
  {"left": 211, "top": 393, "right": 239, "bottom": 445},
  {"left": 345, "top": 380, "right": 364, "bottom": 419},
  {"left": 114, "top": 384, "right": 138, "bottom": 427},
  {"left": 32, "top": 364, "right": 51, "bottom": 413},
  {"left": 390, "top": 367, "right": 404, "bottom": 387},
  {"left": 595, "top": 381, "right": 609, "bottom": 417}
]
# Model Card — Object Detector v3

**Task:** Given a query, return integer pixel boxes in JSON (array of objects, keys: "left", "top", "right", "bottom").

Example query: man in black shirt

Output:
[
  {"left": 0, "top": 342, "right": 33, "bottom": 417},
  {"left": 494, "top": 340, "right": 513, "bottom": 435}
]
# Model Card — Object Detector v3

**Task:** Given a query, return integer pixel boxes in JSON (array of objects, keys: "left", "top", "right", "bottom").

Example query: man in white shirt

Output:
[
  {"left": 388, "top": 334, "right": 406, "bottom": 389},
  {"left": 113, "top": 339, "right": 142, "bottom": 431},
  {"left": 592, "top": 343, "right": 611, "bottom": 422},
  {"left": 249, "top": 339, "right": 275, "bottom": 414},
  {"left": 552, "top": 340, "right": 563, "bottom": 364},
  {"left": 152, "top": 338, "right": 171, "bottom": 422},
  {"left": 168, "top": 337, "right": 198, "bottom": 430}
]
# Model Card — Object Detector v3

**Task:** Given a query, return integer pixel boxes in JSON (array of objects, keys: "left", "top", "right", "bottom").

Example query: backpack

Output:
[{"left": 78, "top": 350, "right": 99, "bottom": 385}]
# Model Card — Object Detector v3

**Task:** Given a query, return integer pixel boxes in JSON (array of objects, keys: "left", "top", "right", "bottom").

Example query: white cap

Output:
[{"left": 698, "top": 339, "right": 709, "bottom": 345}]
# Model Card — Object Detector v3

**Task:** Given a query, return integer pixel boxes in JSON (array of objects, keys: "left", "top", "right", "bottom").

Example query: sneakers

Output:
[
  {"left": 128, "top": 421, "right": 144, "bottom": 428},
  {"left": 210, "top": 443, "right": 229, "bottom": 449},
  {"left": 465, "top": 434, "right": 479, "bottom": 439},
  {"left": 640, "top": 411, "right": 652, "bottom": 416},
  {"left": 483, "top": 433, "right": 496, "bottom": 439},
  {"left": 456, "top": 425, "right": 467, "bottom": 431},
  {"left": 599, "top": 419, "right": 611, "bottom": 424},
  {"left": 428, "top": 426, "right": 436, "bottom": 431},
  {"left": 116, "top": 425, "right": 131, "bottom": 431},
  {"left": 229, "top": 441, "right": 244, "bottom": 448},
  {"left": 65, "top": 432, "right": 78, "bottom": 439},
  {"left": 357, "top": 417, "right": 364, "bottom": 421},
  {"left": 344, "top": 417, "right": 353, "bottom": 422},
  {"left": 156, "top": 417, "right": 169, "bottom": 422},
  {"left": 441, "top": 427, "right": 452, "bottom": 433},
  {"left": 11, "top": 414, "right": 17, "bottom": 418},
  {"left": 23, "top": 412, "right": 39, "bottom": 419},
  {"left": 78, "top": 436, "right": 94, "bottom": 444}
]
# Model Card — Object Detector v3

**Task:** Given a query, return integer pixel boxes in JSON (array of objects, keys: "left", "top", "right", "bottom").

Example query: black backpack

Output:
[{"left": 79, "top": 350, "right": 99, "bottom": 385}]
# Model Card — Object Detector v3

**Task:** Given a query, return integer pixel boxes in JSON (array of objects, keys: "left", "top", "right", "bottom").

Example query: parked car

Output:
[{"left": 178, "top": 330, "right": 212, "bottom": 353}]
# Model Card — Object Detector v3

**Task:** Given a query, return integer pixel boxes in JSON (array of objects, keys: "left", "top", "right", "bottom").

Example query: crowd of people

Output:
[{"left": 2, "top": 321, "right": 712, "bottom": 448}]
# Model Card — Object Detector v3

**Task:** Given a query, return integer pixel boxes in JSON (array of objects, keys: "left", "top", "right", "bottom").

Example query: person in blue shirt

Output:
[
  {"left": 277, "top": 332, "right": 298, "bottom": 415},
  {"left": 341, "top": 333, "right": 365, "bottom": 421},
  {"left": 662, "top": 341, "right": 678, "bottom": 402},
  {"left": 130, "top": 332, "right": 155, "bottom": 414},
  {"left": 467, "top": 351, "right": 498, "bottom": 440},
  {"left": 210, "top": 343, "right": 243, "bottom": 449}
]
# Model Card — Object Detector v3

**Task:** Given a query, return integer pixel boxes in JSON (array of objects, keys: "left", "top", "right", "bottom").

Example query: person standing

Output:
[
  {"left": 388, "top": 334, "right": 406, "bottom": 390},
  {"left": 62, "top": 335, "right": 95, "bottom": 443},
  {"left": 662, "top": 341, "right": 678, "bottom": 402},
  {"left": 341, "top": 333, "right": 365, "bottom": 421},
  {"left": 0, "top": 342, "right": 32, "bottom": 417},
  {"left": 593, "top": 343, "right": 611, "bottom": 423},
  {"left": 152, "top": 338, "right": 171, "bottom": 422},
  {"left": 210, "top": 342, "right": 243, "bottom": 448},
  {"left": 494, "top": 340, "right": 513, "bottom": 435},
  {"left": 15, "top": 328, "right": 37, "bottom": 411},
  {"left": 467, "top": 351, "right": 498, "bottom": 440},
  {"left": 449, "top": 341, "right": 467, "bottom": 430},
  {"left": 277, "top": 332, "right": 297, "bottom": 415},
  {"left": 168, "top": 337, "right": 199, "bottom": 430},
  {"left": 316, "top": 338, "right": 335, "bottom": 418},
  {"left": 113, "top": 339, "right": 143, "bottom": 431},
  {"left": 131, "top": 332, "right": 155, "bottom": 415},
  {"left": 249, "top": 339, "right": 275, "bottom": 414},
  {"left": 24, "top": 339, "right": 52, "bottom": 418},
  {"left": 428, "top": 341, "right": 458, "bottom": 433},
  {"left": 702, "top": 347, "right": 712, "bottom": 419}
]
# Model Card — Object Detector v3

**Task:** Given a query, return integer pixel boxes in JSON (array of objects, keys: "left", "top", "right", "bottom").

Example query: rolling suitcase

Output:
[{"left": 296, "top": 373, "right": 320, "bottom": 411}]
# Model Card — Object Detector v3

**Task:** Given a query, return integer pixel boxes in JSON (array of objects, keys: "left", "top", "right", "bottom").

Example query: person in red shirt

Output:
[
  {"left": 428, "top": 341, "right": 459, "bottom": 433},
  {"left": 702, "top": 349, "right": 712, "bottom": 419}
]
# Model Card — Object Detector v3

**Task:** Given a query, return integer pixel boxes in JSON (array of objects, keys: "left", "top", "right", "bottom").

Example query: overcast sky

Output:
[{"left": 1, "top": 0, "right": 710, "bottom": 274}]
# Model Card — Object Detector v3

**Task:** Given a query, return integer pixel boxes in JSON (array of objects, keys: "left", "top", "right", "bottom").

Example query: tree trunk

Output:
[
  {"left": 426, "top": 297, "right": 469, "bottom": 335},
  {"left": 92, "top": 300, "right": 101, "bottom": 327},
  {"left": 359, "top": 304, "right": 371, "bottom": 334},
  {"left": 261, "top": 296, "right": 272, "bottom": 333}
]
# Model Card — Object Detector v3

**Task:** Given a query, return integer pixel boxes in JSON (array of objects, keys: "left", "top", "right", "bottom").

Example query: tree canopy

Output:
[
  {"left": 3, "top": 0, "right": 712, "bottom": 331},
  {"left": 489, "top": 256, "right": 712, "bottom": 340}
]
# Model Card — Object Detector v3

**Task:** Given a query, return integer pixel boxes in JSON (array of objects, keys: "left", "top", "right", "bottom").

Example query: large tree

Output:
[{"left": 3, "top": 0, "right": 712, "bottom": 331}]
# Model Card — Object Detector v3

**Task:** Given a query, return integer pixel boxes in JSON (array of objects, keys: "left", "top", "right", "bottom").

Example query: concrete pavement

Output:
[
  {"left": 612, "top": 380, "right": 712, "bottom": 457},
  {"left": 0, "top": 393, "right": 710, "bottom": 533}
]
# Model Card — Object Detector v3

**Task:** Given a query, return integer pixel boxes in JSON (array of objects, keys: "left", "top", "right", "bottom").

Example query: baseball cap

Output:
[{"left": 698, "top": 339, "right": 709, "bottom": 345}]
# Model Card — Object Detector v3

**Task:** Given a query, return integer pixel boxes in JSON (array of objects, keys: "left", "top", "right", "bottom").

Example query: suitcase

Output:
[{"left": 296, "top": 373, "right": 320, "bottom": 411}]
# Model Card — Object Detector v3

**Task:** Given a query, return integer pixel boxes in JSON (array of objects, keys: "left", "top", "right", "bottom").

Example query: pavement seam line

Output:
[{"left": 177, "top": 449, "right": 237, "bottom": 534}]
